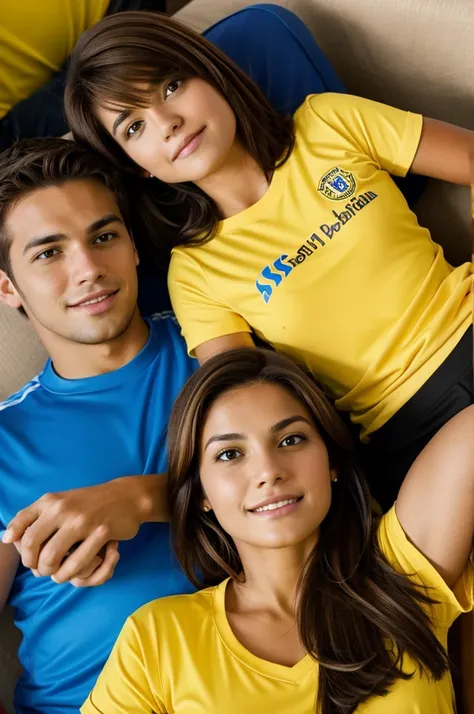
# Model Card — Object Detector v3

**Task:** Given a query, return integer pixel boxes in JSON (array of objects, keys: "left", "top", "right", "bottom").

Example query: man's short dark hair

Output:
[{"left": 0, "top": 137, "right": 132, "bottom": 280}]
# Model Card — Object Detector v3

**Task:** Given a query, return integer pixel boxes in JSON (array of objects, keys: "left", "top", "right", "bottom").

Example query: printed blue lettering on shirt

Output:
[{"left": 0, "top": 315, "right": 197, "bottom": 713}]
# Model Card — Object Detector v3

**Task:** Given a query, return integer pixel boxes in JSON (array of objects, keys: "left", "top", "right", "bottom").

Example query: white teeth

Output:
[
  {"left": 254, "top": 498, "right": 299, "bottom": 513},
  {"left": 79, "top": 295, "right": 109, "bottom": 306}
]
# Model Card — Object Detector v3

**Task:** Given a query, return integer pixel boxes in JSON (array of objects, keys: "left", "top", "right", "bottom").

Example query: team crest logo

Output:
[{"left": 318, "top": 167, "right": 356, "bottom": 201}]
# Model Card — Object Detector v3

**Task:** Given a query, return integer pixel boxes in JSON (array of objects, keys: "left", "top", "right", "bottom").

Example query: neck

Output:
[
  {"left": 41, "top": 309, "right": 149, "bottom": 380},
  {"left": 196, "top": 141, "right": 270, "bottom": 219},
  {"left": 230, "top": 535, "right": 318, "bottom": 616}
]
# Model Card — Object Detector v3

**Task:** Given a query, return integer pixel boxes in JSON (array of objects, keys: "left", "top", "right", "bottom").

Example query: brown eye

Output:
[
  {"left": 126, "top": 120, "right": 143, "bottom": 139},
  {"left": 280, "top": 435, "right": 304, "bottom": 448},
  {"left": 93, "top": 232, "right": 116, "bottom": 245},
  {"left": 36, "top": 248, "right": 59, "bottom": 261},
  {"left": 164, "top": 79, "right": 182, "bottom": 98},
  {"left": 216, "top": 449, "right": 240, "bottom": 462}
]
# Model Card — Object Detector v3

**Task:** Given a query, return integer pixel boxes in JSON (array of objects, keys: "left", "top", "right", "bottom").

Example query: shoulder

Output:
[
  {"left": 0, "top": 375, "right": 43, "bottom": 420},
  {"left": 294, "top": 92, "right": 357, "bottom": 123},
  {"left": 147, "top": 312, "right": 196, "bottom": 370},
  {"left": 149, "top": 310, "right": 179, "bottom": 329},
  {"left": 169, "top": 247, "right": 206, "bottom": 282},
  {"left": 168, "top": 250, "right": 216, "bottom": 308},
  {"left": 130, "top": 587, "right": 216, "bottom": 637},
  {"left": 294, "top": 92, "right": 405, "bottom": 132}
]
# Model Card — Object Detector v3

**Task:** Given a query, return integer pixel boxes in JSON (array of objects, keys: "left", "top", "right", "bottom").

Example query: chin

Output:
[
  {"left": 257, "top": 530, "right": 317, "bottom": 550},
  {"left": 69, "top": 319, "right": 131, "bottom": 345}
]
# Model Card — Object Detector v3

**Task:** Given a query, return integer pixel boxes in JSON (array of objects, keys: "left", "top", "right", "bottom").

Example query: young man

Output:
[{"left": 0, "top": 138, "right": 196, "bottom": 712}]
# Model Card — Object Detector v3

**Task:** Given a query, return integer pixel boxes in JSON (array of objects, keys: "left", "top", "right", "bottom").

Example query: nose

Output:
[
  {"left": 70, "top": 247, "right": 106, "bottom": 286},
  {"left": 150, "top": 105, "right": 183, "bottom": 142},
  {"left": 253, "top": 450, "right": 286, "bottom": 489}
]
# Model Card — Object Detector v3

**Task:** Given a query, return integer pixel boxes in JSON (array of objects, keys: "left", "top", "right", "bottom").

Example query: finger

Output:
[
  {"left": 70, "top": 542, "right": 120, "bottom": 588},
  {"left": 57, "top": 556, "right": 103, "bottom": 582},
  {"left": 20, "top": 519, "right": 60, "bottom": 571},
  {"left": 49, "top": 526, "right": 110, "bottom": 583},
  {"left": 3, "top": 505, "right": 41, "bottom": 544},
  {"left": 34, "top": 527, "right": 81, "bottom": 577}
]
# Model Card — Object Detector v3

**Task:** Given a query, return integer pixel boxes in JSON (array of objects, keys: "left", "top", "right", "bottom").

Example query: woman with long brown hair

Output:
[
  {"left": 82, "top": 348, "right": 473, "bottom": 714},
  {"left": 65, "top": 10, "right": 473, "bottom": 510}
]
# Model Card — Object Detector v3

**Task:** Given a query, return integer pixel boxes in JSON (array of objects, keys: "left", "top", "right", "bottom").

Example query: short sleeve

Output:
[
  {"left": 80, "top": 615, "right": 166, "bottom": 714},
  {"left": 378, "top": 507, "right": 474, "bottom": 631},
  {"left": 301, "top": 93, "right": 424, "bottom": 177},
  {"left": 168, "top": 248, "right": 251, "bottom": 356}
]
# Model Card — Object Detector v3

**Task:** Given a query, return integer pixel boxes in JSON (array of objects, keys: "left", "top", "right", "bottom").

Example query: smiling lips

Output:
[
  {"left": 69, "top": 289, "right": 118, "bottom": 314},
  {"left": 248, "top": 495, "right": 304, "bottom": 518},
  {"left": 172, "top": 128, "right": 205, "bottom": 161}
]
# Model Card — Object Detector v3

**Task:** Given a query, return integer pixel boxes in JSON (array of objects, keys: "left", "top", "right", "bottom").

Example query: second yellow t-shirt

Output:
[{"left": 81, "top": 507, "right": 473, "bottom": 714}]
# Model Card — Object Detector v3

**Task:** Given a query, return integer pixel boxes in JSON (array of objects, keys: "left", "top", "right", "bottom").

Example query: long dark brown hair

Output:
[
  {"left": 65, "top": 11, "right": 294, "bottom": 264},
  {"left": 167, "top": 348, "right": 448, "bottom": 714}
]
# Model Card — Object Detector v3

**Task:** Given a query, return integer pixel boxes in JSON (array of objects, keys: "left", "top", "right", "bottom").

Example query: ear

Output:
[
  {"left": 201, "top": 497, "right": 212, "bottom": 513},
  {"left": 0, "top": 270, "right": 23, "bottom": 309},
  {"left": 330, "top": 468, "right": 338, "bottom": 483}
]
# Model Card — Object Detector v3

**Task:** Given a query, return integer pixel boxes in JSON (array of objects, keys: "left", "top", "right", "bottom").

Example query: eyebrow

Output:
[
  {"left": 22, "top": 213, "right": 124, "bottom": 256},
  {"left": 112, "top": 110, "right": 131, "bottom": 137},
  {"left": 204, "top": 415, "right": 312, "bottom": 451}
]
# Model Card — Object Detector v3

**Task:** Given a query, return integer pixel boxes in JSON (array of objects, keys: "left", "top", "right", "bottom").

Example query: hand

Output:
[
  {"left": 51, "top": 541, "right": 120, "bottom": 587},
  {"left": 2, "top": 476, "right": 155, "bottom": 579}
]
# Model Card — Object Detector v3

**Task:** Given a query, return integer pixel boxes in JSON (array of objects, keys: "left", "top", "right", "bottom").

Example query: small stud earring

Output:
[
  {"left": 148, "top": 173, "right": 154, "bottom": 178},
  {"left": 203, "top": 505, "right": 211, "bottom": 512},
  {"left": 332, "top": 475, "right": 338, "bottom": 483}
]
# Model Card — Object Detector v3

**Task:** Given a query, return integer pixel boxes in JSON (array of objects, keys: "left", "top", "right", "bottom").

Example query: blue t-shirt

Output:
[{"left": 0, "top": 315, "right": 197, "bottom": 713}]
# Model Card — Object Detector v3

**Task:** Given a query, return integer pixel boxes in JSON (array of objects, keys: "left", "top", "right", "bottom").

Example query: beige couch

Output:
[{"left": 0, "top": 0, "right": 473, "bottom": 710}]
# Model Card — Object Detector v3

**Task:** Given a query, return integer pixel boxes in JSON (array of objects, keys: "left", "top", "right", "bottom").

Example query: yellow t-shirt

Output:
[
  {"left": 0, "top": 0, "right": 109, "bottom": 118},
  {"left": 168, "top": 93, "right": 473, "bottom": 439},
  {"left": 81, "top": 507, "right": 473, "bottom": 714}
]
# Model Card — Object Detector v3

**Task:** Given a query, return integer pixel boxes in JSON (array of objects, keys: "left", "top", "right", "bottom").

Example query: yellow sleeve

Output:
[
  {"left": 81, "top": 615, "right": 166, "bottom": 714},
  {"left": 301, "top": 93, "right": 424, "bottom": 177},
  {"left": 168, "top": 248, "right": 251, "bottom": 356},
  {"left": 378, "top": 507, "right": 474, "bottom": 631}
]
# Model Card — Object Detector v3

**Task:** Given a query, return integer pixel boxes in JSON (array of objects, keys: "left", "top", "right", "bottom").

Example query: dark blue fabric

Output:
[{"left": 204, "top": 3, "right": 346, "bottom": 110}]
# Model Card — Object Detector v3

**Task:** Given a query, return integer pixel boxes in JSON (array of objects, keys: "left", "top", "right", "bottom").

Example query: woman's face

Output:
[
  {"left": 198, "top": 382, "right": 336, "bottom": 553},
  {"left": 97, "top": 77, "right": 237, "bottom": 184}
]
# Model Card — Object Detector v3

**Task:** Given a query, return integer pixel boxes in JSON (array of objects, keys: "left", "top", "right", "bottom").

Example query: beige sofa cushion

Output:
[{"left": 0, "top": 304, "right": 46, "bottom": 399}]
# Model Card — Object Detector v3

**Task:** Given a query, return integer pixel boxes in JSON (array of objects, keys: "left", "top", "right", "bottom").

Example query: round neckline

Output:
[
  {"left": 39, "top": 319, "right": 155, "bottom": 395},
  {"left": 212, "top": 578, "right": 314, "bottom": 683},
  {"left": 215, "top": 157, "right": 291, "bottom": 236}
]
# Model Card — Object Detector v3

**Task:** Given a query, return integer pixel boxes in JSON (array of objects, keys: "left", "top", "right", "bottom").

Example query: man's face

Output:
[{"left": 0, "top": 179, "right": 140, "bottom": 347}]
